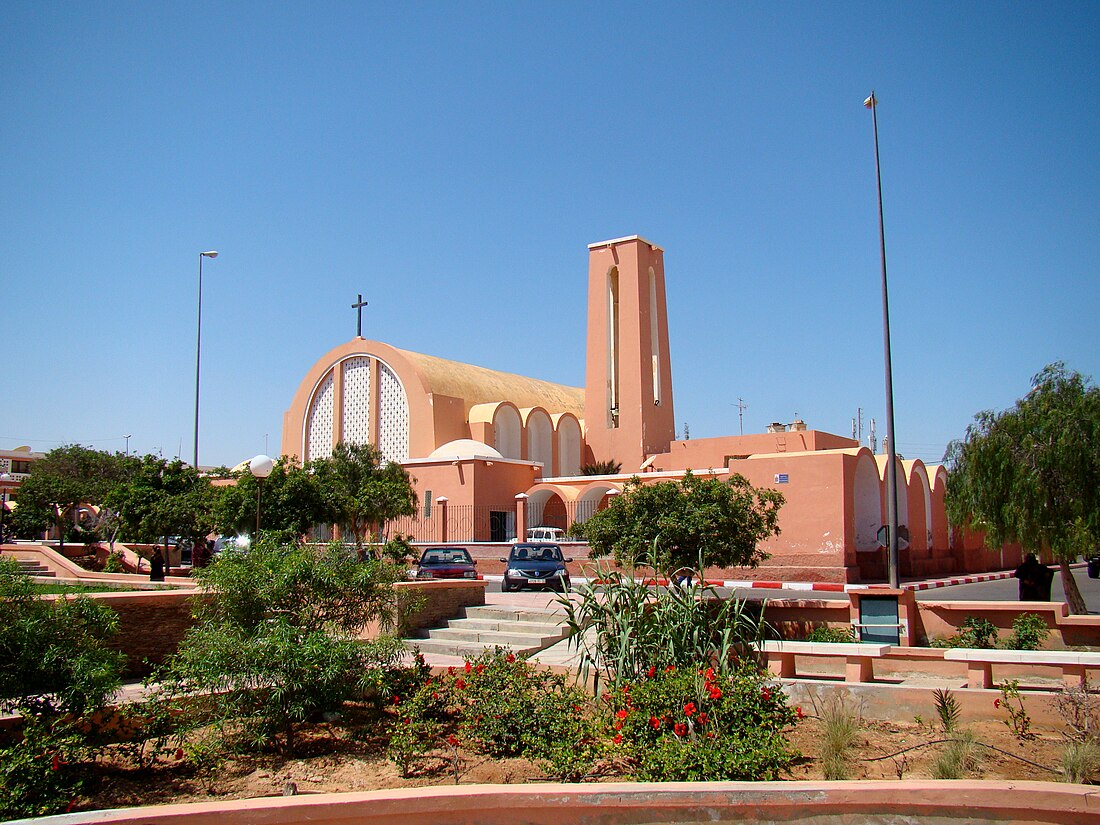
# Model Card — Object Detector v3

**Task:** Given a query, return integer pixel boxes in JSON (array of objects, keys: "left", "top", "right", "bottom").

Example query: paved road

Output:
[{"left": 914, "top": 564, "right": 1100, "bottom": 613}]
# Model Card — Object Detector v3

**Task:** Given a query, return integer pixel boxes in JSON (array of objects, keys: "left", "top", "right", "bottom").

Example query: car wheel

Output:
[{"left": 502, "top": 579, "right": 516, "bottom": 592}]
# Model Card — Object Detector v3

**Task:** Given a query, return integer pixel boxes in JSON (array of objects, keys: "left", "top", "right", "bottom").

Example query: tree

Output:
[
  {"left": 946, "top": 363, "right": 1100, "bottom": 614},
  {"left": 157, "top": 535, "right": 406, "bottom": 753},
  {"left": 213, "top": 456, "right": 330, "bottom": 537},
  {"left": 105, "top": 456, "right": 216, "bottom": 564},
  {"left": 311, "top": 443, "right": 417, "bottom": 552},
  {"left": 571, "top": 471, "right": 784, "bottom": 574},
  {"left": 11, "top": 445, "right": 132, "bottom": 549}
]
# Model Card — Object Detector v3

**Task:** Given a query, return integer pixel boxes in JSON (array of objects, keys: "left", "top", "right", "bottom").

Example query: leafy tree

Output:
[
  {"left": 157, "top": 535, "right": 406, "bottom": 753},
  {"left": 571, "top": 471, "right": 784, "bottom": 574},
  {"left": 946, "top": 363, "right": 1100, "bottom": 614},
  {"left": 0, "top": 557, "right": 124, "bottom": 818},
  {"left": 213, "top": 456, "right": 330, "bottom": 537},
  {"left": 11, "top": 445, "right": 133, "bottom": 549},
  {"left": 105, "top": 456, "right": 217, "bottom": 559},
  {"left": 311, "top": 443, "right": 417, "bottom": 552}
]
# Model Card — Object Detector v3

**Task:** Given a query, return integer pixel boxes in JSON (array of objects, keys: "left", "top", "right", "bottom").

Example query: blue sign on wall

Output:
[{"left": 774, "top": 473, "right": 789, "bottom": 484}]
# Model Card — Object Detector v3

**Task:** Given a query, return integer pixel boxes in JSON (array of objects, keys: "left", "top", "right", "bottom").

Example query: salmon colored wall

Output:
[
  {"left": 657, "top": 431, "right": 858, "bottom": 471},
  {"left": 584, "top": 237, "right": 676, "bottom": 472}
]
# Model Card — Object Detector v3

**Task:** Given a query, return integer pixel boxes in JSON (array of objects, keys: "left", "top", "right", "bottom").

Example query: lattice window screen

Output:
[
  {"left": 341, "top": 356, "right": 372, "bottom": 446},
  {"left": 306, "top": 372, "right": 335, "bottom": 462},
  {"left": 377, "top": 361, "right": 409, "bottom": 462}
]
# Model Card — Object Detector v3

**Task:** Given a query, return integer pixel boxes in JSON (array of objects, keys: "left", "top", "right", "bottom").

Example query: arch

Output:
[
  {"left": 377, "top": 360, "right": 409, "bottom": 462},
  {"left": 875, "top": 455, "right": 910, "bottom": 542},
  {"left": 492, "top": 403, "right": 522, "bottom": 459},
  {"left": 523, "top": 407, "right": 553, "bottom": 474},
  {"left": 853, "top": 452, "right": 882, "bottom": 552},
  {"left": 554, "top": 413, "right": 582, "bottom": 477},
  {"left": 574, "top": 480, "right": 623, "bottom": 526},
  {"left": 903, "top": 460, "right": 932, "bottom": 553},
  {"left": 341, "top": 356, "right": 372, "bottom": 446},
  {"left": 305, "top": 371, "right": 335, "bottom": 462},
  {"left": 929, "top": 465, "right": 950, "bottom": 551}
]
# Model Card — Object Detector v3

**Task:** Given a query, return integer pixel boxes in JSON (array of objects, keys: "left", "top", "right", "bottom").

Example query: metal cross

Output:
[{"left": 351, "top": 293, "right": 368, "bottom": 338}]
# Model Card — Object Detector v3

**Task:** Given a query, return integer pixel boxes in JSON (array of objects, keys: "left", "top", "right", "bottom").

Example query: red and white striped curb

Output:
[{"left": 901, "top": 571, "right": 1015, "bottom": 591}]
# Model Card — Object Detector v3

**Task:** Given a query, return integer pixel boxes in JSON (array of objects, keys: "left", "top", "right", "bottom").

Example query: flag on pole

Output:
[{"left": 864, "top": 93, "right": 876, "bottom": 109}]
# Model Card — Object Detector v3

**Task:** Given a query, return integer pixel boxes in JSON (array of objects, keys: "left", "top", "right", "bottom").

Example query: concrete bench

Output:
[
  {"left": 762, "top": 640, "right": 893, "bottom": 683},
  {"left": 942, "top": 648, "right": 1100, "bottom": 689}
]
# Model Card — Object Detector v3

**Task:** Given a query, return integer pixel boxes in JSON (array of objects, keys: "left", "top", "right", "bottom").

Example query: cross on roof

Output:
[{"left": 351, "top": 293, "right": 368, "bottom": 338}]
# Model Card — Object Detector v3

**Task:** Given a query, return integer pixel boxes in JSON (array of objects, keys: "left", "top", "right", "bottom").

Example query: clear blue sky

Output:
[{"left": 2, "top": 3, "right": 1097, "bottom": 468}]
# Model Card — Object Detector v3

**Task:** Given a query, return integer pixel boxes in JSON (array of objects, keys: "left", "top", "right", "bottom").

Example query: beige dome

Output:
[{"left": 428, "top": 439, "right": 503, "bottom": 460}]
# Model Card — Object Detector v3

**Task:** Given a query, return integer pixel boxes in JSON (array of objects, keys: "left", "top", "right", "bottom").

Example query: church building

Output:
[{"left": 282, "top": 236, "right": 1011, "bottom": 583}]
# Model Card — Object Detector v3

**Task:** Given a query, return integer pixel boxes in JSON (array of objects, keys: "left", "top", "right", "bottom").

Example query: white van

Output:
[{"left": 521, "top": 526, "right": 566, "bottom": 543}]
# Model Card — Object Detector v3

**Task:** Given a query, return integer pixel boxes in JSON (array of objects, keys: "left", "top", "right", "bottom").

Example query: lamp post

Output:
[
  {"left": 0, "top": 473, "right": 10, "bottom": 543},
  {"left": 865, "top": 91, "right": 900, "bottom": 589},
  {"left": 249, "top": 454, "right": 275, "bottom": 536},
  {"left": 193, "top": 251, "right": 219, "bottom": 469},
  {"left": 124, "top": 434, "right": 131, "bottom": 456}
]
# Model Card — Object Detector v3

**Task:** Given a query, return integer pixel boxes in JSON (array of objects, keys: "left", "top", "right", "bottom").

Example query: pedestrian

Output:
[{"left": 1014, "top": 553, "right": 1054, "bottom": 601}]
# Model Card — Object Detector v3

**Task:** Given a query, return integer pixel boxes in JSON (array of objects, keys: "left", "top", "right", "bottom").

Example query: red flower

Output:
[
  {"left": 683, "top": 702, "right": 697, "bottom": 717},
  {"left": 476, "top": 664, "right": 485, "bottom": 673},
  {"left": 696, "top": 712, "right": 708, "bottom": 725},
  {"left": 455, "top": 678, "right": 466, "bottom": 689},
  {"left": 66, "top": 800, "right": 76, "bottom": 813},
  {"left": 673, "top": 722, "right": 688, "bottom": 737},
  {"left": 613, "top": 721, "right": 623, "bottom": 730},
  {"left": 392, "top": 696, "right": 400, "bottom": 705},
  {"left": 994, "top": 698, "right": 1001, "bottom": 708},
  {"left": 647, "top": 666, "right": 657, "bottom": 679},
  {"left": 796, "top": 706, "right": 804, "bottom": 719},
  {"left": 650, "top": 716, "right": 661, "bottom": 729},
  {"left": 447, "top": 734, "right": 459, "bottom": 747},
  {"left": 573, "top": 704, "right": 582, "bottom": 712},
  {"left": 616, "top": 708, "right": 628, "bottom": 719},
  {"left": 665, "top": 665, "right": 676, "bottom": 673},
  {"left": 464, "top": 662, "right": 472, "bottom": 674},
  {"left": 448, "top": 666, "right": 455, "bottom": 675},
  {"left": 432, "top": 691, "right": 440, "bottom": 699},
  {"left": 506, "top": 653, "right": 516, "bottom": 663},
  {"left": 761, "top": 687, "right": 771, "bottom": 701},
  {"left": 708, "top": 686, "right": 722, "bottom": 700},
  {"left": 706, "top": 731, "right": 715, "bottom": 739},
  {"left": 705, "top": 666, "right": 716, "bottom": 680},
  {"left": 174, "top": 748, "right": 184, "bottom": 760},
  {"left": 51, "top": 753, "right": 60, "bottom": 772},
  {"left": 613, "top": 734, "right": 623, "bottom": 745}
]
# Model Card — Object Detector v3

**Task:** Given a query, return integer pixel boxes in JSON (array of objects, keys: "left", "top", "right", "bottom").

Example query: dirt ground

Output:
[{"left": 80, "top": 712, "right": 1070, "bottom": 813}]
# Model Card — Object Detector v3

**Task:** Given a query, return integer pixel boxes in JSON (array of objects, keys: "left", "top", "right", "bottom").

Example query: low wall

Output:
[
  {"left": 397, "top": 580, "right": 486, "bottom": 634},
  {"left": 38, "top": 781, "right": 1097, "bottom": 825}
]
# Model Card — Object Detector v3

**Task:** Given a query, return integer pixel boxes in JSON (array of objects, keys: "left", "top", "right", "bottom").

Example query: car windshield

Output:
[
  {"left": 511, "top": 545, "right": 562, "bottom": 562},
  {"left": 422, "top": 548, "right": 472, "bottom": 564}
]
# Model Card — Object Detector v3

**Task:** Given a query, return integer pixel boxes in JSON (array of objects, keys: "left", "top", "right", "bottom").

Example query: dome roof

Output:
[{"left": 428, "top": 439, "right": 503, "bottom": 460}]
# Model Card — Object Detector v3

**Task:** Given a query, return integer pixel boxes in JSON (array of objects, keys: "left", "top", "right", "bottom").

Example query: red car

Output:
[{"left": 415, "top": 546, "right": 479, "bottom": 580}]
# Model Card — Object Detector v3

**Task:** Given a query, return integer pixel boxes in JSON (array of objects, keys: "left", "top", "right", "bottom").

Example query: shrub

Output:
[
  {"left": 931, "top": 729, "right": 981, "bottom": 779},
  {"left": 156, "top": 536, "right": 406, "bottom": 753},
  {"left": 607, "top": 663, "right": 799, "bottom": 781},
  {"left": 560, "top": 548, "right": 765, "bottom": 691},
  {"left": 930, "top": 616, "right": 999, "bottom": 649},
  {"left": 802, "top": 626, "right": 857, "bottom": 643},
  {"left": 1008, "top": 613, "right": 1050, "bottom": 651},
  {"left": 995, "top": 679, "right": 1034, "bottom": 740},
  {"left": 933, "top": 688, "right": 961, "bottom": 733},
  {"left": 1061, "top": 739, "right": 1100, "bottom": 784},
  {"left": 815, "top": 693, "right": 860, "bottom": 780}
]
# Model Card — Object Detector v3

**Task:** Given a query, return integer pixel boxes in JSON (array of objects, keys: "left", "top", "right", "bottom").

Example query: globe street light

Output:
[
  {"left": 194, "top": 251, "right": 219, "bottom": 470},
  {"left": 249, "top": 454, "right": 275, "bottom": 536}
]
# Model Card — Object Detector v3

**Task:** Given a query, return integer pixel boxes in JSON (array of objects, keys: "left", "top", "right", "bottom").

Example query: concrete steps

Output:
[
  {"left": 406, "top": 604, "right": 570, "bottom": 659},
  {"left": 13, "top": 559, "right": 55, "bottom": 577}
]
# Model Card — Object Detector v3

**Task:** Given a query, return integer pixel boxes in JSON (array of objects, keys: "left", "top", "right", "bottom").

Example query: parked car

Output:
[
  {"left": 415, "top": 546, "right": 479, "bottom": 580},
  {"left": 513, "top": 525, "right": 567, "bottom": 543},
  {"left": 499, "top": 543, "right": 572, "bottom": 592}
]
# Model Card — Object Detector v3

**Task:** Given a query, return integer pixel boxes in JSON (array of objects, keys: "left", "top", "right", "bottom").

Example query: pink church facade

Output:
[{"left": 282, "top": 236, "right": 1014, "bottom": 583}]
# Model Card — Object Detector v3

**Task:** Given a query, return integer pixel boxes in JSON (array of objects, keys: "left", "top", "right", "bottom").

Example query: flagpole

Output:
[{"left": 866, "top": 91, "right": 900, "bottom": 589}]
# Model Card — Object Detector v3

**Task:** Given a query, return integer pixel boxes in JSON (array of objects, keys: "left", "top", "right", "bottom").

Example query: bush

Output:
[
  {"left": 156, "top": 536, "right": 406, "bottom": 754},
  {"left": 607, "top": 663, "right": 799, "bottom": 781},
  {"left": 931, "top": 729, "right": 981, "bottom": 779},
  {"left": 930, "top": 615, "right": 999, "bottom": 649},
  {"left": 1009, "top": 613, "right": 1050, "bottom": 650},
  {"left": 802, "top": 626, "right": 857, "bottom": 643},
  {"left": 814, "top": 692, "right": 860, "bottom": 780}
]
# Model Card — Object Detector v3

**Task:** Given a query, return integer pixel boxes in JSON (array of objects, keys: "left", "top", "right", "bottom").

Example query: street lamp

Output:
[
  {"left": 194, "top": 251, "right": 219, "bottom": 470},
  {"left": 865, "top": 91, "right": 900, "bottom": 588},
  {"left": 124, "top": 434, "right": 132, "bottom": 456},
  {"left": 249, "top": 454, "right": 275, "bottom": 536}
]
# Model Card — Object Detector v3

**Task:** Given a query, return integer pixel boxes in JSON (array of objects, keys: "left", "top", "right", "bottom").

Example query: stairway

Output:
[
  {"left": 13, "top": 558, "right": 55, "bottom": 577},
  {"left": 406, "top": 604, "right": 571, "bottom": 659}
]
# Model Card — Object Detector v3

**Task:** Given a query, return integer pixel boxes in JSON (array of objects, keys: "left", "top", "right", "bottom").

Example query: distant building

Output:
[
  {"left": 0, "top": 446, "right": 46, "bottom": 534},
  {"left": 282, "top": 236, "right": 1012, "bottom": 582}
]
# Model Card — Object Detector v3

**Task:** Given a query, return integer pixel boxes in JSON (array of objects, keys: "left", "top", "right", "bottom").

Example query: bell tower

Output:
[{"left": 583, "top": 236, "right": 675, "bottom": 472}]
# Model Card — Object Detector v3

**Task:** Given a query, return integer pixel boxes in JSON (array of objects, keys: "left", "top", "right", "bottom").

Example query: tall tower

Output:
[{"left": 584, "top": 236, "right": 675, "bottom": 471}]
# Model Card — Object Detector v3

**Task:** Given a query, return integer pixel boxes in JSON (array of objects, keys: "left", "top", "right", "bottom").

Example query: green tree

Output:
[
  {"left": 158, "top": 535, "right": 406, "bottom": 753},
  {"left": 105, "top": 456, "right": 216, "bottom": 562},
  {"left": 11, "top": 445, "right": 133, "bottom": 549},
  {"left": 946, "top": 363, "right": 1100, "bottom": 614},
  {"left": 0, "top": 557, "right": 124, "bottom": 817},
  {"left": 311, "top": 443, "right": 417, "bottom": 552},
  {"left": 571, "top": 471, "right": 784, "bottom": 574},
  {"left": 213, "top": 456, "right": 330, "bottom": 537}
]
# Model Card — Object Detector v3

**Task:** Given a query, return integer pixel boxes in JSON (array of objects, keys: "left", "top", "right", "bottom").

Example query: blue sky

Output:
[{"left": 2, "top": 3, "right": 1097, "bottom": 468}]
